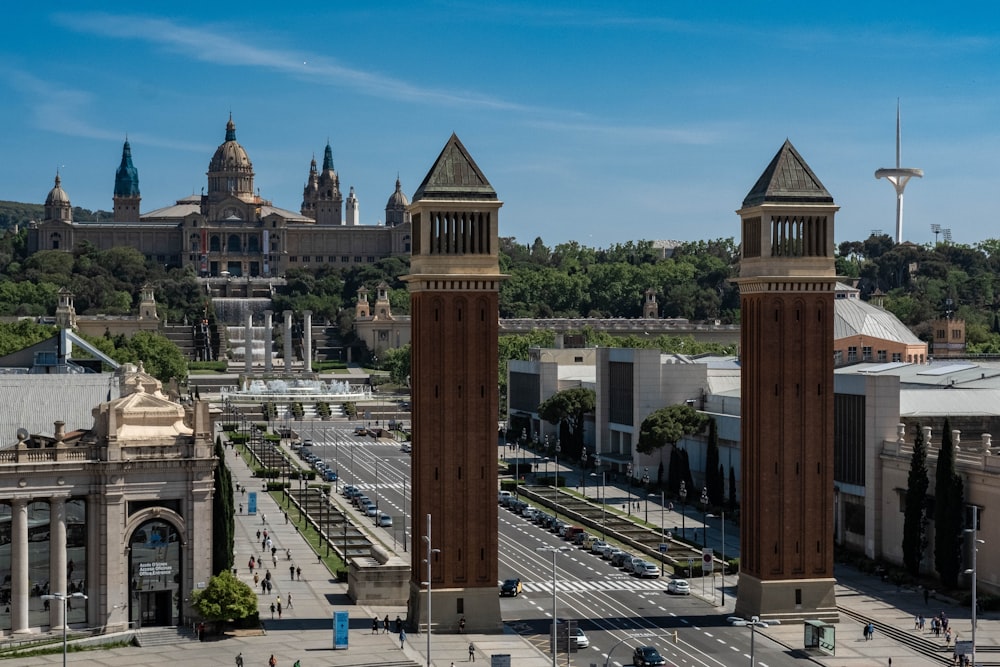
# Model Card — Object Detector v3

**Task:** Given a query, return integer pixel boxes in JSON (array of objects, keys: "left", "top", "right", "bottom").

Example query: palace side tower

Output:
[
  {"left": 404, "top": 134, "right": 504, "bottom": 632},
  {"left": 734, "top": 141, "right": 839, "bottom": 622}
]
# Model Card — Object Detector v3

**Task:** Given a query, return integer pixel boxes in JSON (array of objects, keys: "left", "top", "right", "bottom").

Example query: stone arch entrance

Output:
[{"left": 128, "top": 518, "right": 183, "bottom": 628}]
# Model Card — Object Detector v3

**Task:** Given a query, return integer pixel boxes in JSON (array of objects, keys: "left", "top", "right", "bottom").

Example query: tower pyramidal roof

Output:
[
  {"left": 742, "top": 139, "right": 833, "bottom": 207},
  {"left": 413, "top": 133, "right": 496, "bottom": 201}
]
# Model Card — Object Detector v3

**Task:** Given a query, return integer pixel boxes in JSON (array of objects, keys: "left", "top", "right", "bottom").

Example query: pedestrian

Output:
[
  {"left": 290, "top": 565, "right": 296, "bottom": 580},
  {"left": 399, "top": 627, "right": 406, "bottom": 648},
  {"left": 866, "top": 622, "right": 874, "bottom": 641},
  {"left": 272, "top": 554, "right": 277, "bottom": 567},
  {"left": 266, "top": 579, "right": 272, "bottom": 593},
  {"left": 286, "top": 548, "right": 291, "bottom": 561},
  {"left": 914, "top": 615, "right": 919, "bottom": 630},
  {"left": 268, "top": 655, "right": 276, "bottom": 667},
  {"left": 253, "top": 572, "right": 260, "bottom": 586},
  {"left": 249, "top": 558, "right": 255, "bottom": 574},
  {"left": 469, "top": 641, "right": 476, "bottom": 661},
  {"left": 256, "top": 530, "right": 262, "bottom": 542},
  {"left": 296, "top": 566, "right": 302, "bottom": 580},
  {"left": 239, "top": 503, "right": 243, "bottom": 514},
  {"left": 270, "top": 602, "right": 276, "bottom": 619},
  {"left": 372, "top": 616, "right": 379, "bottom": 634},
  {"left": 395, "top": 615, "right": 402, "bottom": 634},
  {"left": 277, "top": 600, "right": 282, "bottom": 619},
  {"left": 265, "top": 569, "right": 272, "bottom": 581},
  {"left": 235, "top": 652, "right": 244, "bottom": 667},
  {"left": 293, "top": 661, "right": 300, "bottom": 667},
  {"left": 197, "top": 621, "right": 205, "bottom": 641},
  {"left": 262, "top": 512, "right": 267, "bottom": 525},
  {"left": 459, "top": 616, "right": 466, "bottom": 633},
  {"left": 919, "top": 615, "right": 925, "bottom": 632},
  {"left": 383, "top": 614, "right": 390, "bottom": 634},
  {"left": 287, "top": 593, "right": 293, "bottom": 609},
  {"left": 945, "top": 628, "right": 952, "bottom": 647},
  {"left": 261, "top": 580, "right": 266, "bottom": 594},
  {"left": 285, "top": 511, "right": 289, "bottom": 524}
]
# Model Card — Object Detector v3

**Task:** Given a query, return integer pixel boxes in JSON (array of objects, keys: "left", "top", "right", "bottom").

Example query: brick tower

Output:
[
  {"left": 734, "top": 140, "right": 839, "bottom": 622},
  {"left": 404, "top": 134, "right": 504, "bottom": 632}
]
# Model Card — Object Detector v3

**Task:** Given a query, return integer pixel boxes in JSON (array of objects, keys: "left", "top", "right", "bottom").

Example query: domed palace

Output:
[{"left": 27, "top": 117, "right": 411, "bottom": 278}]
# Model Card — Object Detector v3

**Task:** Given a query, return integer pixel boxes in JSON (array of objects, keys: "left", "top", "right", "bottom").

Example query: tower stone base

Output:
[
  {"left": 735, "top": 574, "right": 839, "bottom": 623},
  {"left": 407, "top": 581, "right": 502, "bottom": 634}
]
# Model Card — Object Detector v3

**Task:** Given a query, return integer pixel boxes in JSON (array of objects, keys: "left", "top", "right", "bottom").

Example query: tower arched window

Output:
[
  {"left": 227, "top": 234, "right": 241, "bottom": 252},
  {"left": 209, "top": 235, "right": 221, "bottom": 252},
  {"left": 248, "top": 236, "right": 260, "bottom": 253}
]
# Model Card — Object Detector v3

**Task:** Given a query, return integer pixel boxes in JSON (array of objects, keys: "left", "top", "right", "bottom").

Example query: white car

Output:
[
  {"left": 590, "top": 539, "right": 608, "bottom": 554},
  {"left": 364, "top": 504, "right": 378, "bottom": 517},
  {"left": 637, "top": 562, "right": 660, "bottom": 578},
  {"left": 378, "top": 512, "right": 393, "bottom": 527},
  {"left": 667, "top": 579, "right": 691, "bottom": 595},
  {"left": 569, "top": 626, "right": 590, "bottom": 648},
  {"left": 627, "top": 557, "right": 647, "bottom": 574}
]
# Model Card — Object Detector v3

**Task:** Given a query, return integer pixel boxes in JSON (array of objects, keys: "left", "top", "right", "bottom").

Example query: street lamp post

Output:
[
  {"left": 41, "top": 592, "right": 88, "bottom": 667},
  {"left": 580, "top": 447, "right": 587, "bottom": 497},
  {"left": 679, "top": 481, "right": 687, "bottom": 539},
  {"left": 374, "top": 457, "right": 381, "bottom": 524},
  {"left": 642, "top": 468, "right": 650, "bottom": 523},
  {"left": 965, "top": 505, "right": 983, "bottom": 667},
  {"left": 554, "top": 440, "right": 560, "bottom": 489},
  {"left": 537, "top": 546, "right": 571, "bottom": 667},
  {"left": 626, "top": 463, "right": 633, "bottom": 516},
  {"left": 700, "top": 486, "right": 709, "bottom": 549},
  {"left": 421, "top": 514, "right": 441, "bottom": 667},
  {"left": 517, "top": 428, "right": 526, "bottom": 500},
  {"left": 592, "top": 455, "right": 606, "bottom": 540}
]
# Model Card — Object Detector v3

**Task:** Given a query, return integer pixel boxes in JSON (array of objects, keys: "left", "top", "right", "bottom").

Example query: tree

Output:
[
  {"left": 538, "top": 387, "right": 595, "bottom": 461},
  {"left": 212, "top": 439, "right": 235, "bottom": 575},
  {"left": 934, "top": 418, "right": 965, "bottom": 587},
  {"left": 637, "top": 404, "right": 709, "bottom": 455},
  {"left": 705, "top": 418, "right": 724, "bottom": 506},
  {"left": 191, "top": 570, "right": 258, "bottom": 624},
  {"left": 728, "top": 466, "right": 737, "bottom": 510},
  {"left": 380, "top": 344, "right": 411, "bottom": 386},
  {"left": 902, "top": 424, "right": 930, "bottom": 576}
]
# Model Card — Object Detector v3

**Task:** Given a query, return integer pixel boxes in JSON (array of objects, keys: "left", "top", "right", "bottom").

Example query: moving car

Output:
[
  {"left": 632, "top": 646, "right": 667, "bottom": 666},
  {"left": 400, "top": 443, "right": 412, "bottom": 453},
  {"left": 499, "top": 578, "right": 523, "bottom": 597},
  {"left": 667, "top": 579, "right": 691, "bottom": 595},
  {"left": 570, "top": 626, "right": 590, "bottom": 648}
]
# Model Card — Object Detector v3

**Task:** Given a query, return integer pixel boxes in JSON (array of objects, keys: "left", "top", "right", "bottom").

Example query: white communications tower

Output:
[{"left": 875, "top": 102, "right": 923, "bottom": 243}]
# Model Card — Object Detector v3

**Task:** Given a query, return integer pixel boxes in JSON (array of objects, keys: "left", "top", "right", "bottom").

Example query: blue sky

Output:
[{"left": 1, "top": 3, "right": 997, "bottom": 249}]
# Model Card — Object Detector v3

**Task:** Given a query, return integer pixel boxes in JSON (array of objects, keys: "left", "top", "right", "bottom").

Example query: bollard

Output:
[{"left": 673, "top": 630, "right": 679, "bottom": 643}]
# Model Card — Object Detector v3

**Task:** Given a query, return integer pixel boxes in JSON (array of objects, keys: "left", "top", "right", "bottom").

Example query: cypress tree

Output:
[
  {"left": 728, "top": 466, "right": 737, "bottom": 510},
  {"left": 934, "top": 419, "right": 964, "bottom": 587},
  {"left": 212, "top": 438, "right": 236, "bottom": 575},
  {"left": 902, "top": 425, "right": 929, "bottom": 575}
]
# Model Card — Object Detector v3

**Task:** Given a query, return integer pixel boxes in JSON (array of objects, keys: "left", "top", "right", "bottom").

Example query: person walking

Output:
[
  {"left": 469, "top": 641, "right": 476, "bottom": 661},
  {"left": 399, "top": 627, "right": 406, "bottom": 649},
  {"left": 296, "top": 566, "right": 302, "bottom": 580},
  {"left": 287, "top": 593, "right": 293, "bottom": 609},
  {"left": 459, "top": 616, "right": 466, "bottom": 633},
  {"left": 270, "top": 602, "right": 276, "bottom": 619},
  {"left": 268, "top": 655, "right": 276, "bottom": 667},
  {"left": 289, "top": 564, "right": 295, "bottom": 580},
  {"left": 262, "top": 512, "right": 267, "bottom": 525},
  {"left": 383, "top": 614, "right": 390, "bottom": 634},
  {"left": 866, "top": 622, "right": 874, "bottom": 641},
  {"left": 234, "top": 652, "right": 243, "bottom": 667},
  {"left": 277, "top": 600, "right": 282, "bottom": 619},
  {"left": 372, "top": 616, "right": 379, "bottom": 635}
]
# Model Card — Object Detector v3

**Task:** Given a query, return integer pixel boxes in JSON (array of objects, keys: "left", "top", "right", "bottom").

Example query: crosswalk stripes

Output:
[{"left": 518, "top": 579, "right": 666, "bottom": 594}]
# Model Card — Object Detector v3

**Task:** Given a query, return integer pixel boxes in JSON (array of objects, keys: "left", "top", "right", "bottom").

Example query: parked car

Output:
[
  {"left": 342, "top": 485, "right": 359, "bottom": 498},
  {"left": 377, "top": 513, "right": 393, "bottom": 527},
  {"left": 667, "top": 579, "right": 691, "bottom": 595},
  {"left": 601, "top": 546, "right": 621, "bottom": 560},
  {"left": 570, "top": 626, "right": 590, "bottom": 648},
  {"left": 354, "top": 426, "right": 368, "bottom": 436},
  {"left": 499, "top": 578, "right": 523, "bottom": 597},
  {"left": 574, "top": 532, "right": 591, "bottom": 546},
  {"left": 627, "top": 557, "right": 647, "bottom": 574},
  {"left": 590, "top": 540, "right": 608, "bottom": 555},
  {"left": 400, "top": 443, "right": 412, "bottom": 453},
  {"left": 632, "top": 645, "right": 667, "bottom": 666},
  {"left": 498, "top": 490, "right": 513, "bottom": 505},
  {"left": 636, "top": 562, "right": 660, "bottom": 578},
  {"left": 364, "top": 504, "right": 378, "bottom": 517},
  {"left": 522, "top": 507, "right": 537, "bottom": 520},
  {"left": 564, "top": 526, "right": 584, "bottom": 542},
  {"left": 323, "top": 470, "right": 338, "bottom": 482},
  {"left": 611, "top": 551, "right": 632, "bottom": 567}
]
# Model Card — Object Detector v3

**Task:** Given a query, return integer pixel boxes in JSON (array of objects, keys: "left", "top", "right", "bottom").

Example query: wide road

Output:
[{"left": 295, "top": 423, "right": 795, "bottom": 667}]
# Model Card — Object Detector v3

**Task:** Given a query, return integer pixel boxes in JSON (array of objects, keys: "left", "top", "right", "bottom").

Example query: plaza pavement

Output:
[{"left": 11, "top": 442, "right": 999, "bottom": 666}]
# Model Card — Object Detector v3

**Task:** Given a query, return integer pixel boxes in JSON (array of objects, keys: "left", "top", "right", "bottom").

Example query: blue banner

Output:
[
  {"left": 247, "top": 492, "right": 258, "bottom": 516},
  {"left": 334, "top": 610, "right": 349, "bottom": 649}
]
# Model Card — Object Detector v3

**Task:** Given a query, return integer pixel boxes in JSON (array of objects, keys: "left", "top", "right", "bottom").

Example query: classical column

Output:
[
  {"left": 303, "top": 311, "right": 313, "bottom": 373},
  {"left": 283, "top": 311, "right": 294, "bottom": 371},
  {"left": 11, "top": 498, "right": 29, "bottom": 633},
  {"left": 244, "top": 310, "right": 254, "bottom": 375},
  {"left": 49, "top": 497, "right": 68, "bottom": 629},
  {"left": 263, "top": 310, "right": 274, "bottom": 373}
]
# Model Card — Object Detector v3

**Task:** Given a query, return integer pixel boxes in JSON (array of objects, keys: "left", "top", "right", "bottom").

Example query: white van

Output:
[{"left": 498, "top": 490, "right": 513, "bottom": 505}]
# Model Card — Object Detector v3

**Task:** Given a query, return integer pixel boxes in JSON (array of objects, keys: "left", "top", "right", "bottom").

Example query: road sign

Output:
[
  {"left": 702, "top": 547, "right": 713, "bottom": 573},
  {"left": 659, "top": 543, "right": 669, "bottom": 553}
]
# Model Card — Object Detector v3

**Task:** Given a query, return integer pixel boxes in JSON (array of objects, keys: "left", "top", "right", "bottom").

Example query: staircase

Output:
[
  {"left": 312, "top": 323, "right": 345, "bottom": 363},
  {"left": 135, "top": 625, "right": 198, "bottom": 647}
]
